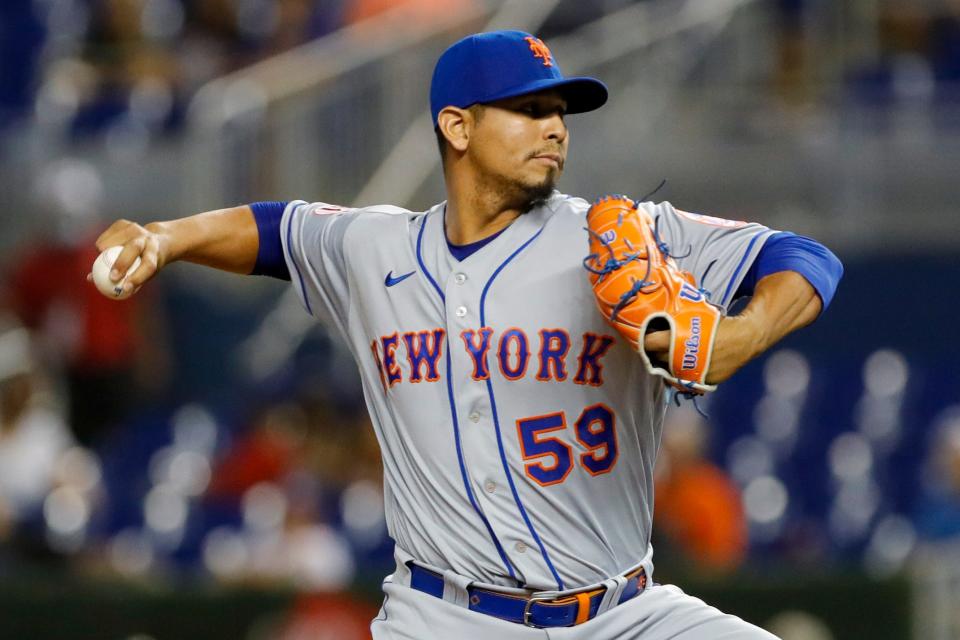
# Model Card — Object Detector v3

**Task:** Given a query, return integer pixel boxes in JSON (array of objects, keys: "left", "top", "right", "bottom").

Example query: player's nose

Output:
[{"left": 544, "top": 112, "right": 567, "bottom": 143}]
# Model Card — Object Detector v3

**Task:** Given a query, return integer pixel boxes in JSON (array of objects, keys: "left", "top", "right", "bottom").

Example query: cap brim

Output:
[{"left": 479, "top": 76, "right": 609, "bottom": 114}]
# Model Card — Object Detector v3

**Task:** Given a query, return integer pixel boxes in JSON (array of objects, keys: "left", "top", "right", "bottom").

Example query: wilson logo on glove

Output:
[{"left": 681, "top": 318, "right": 702, "bottom": 371}]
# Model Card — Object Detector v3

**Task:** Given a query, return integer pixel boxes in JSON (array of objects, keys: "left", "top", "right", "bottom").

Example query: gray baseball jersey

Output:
[{"left": 280, "top": 192, "right": 775, "bottom": 592}]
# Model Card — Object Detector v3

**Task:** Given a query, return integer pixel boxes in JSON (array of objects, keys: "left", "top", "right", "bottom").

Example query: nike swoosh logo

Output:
[{"left": 384, "top": 270, "right": 416, "bottom": 287}]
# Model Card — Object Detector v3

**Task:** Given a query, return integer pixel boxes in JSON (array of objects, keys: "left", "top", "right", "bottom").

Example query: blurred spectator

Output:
[
  {"left": 774, "top": 0, "right": 812, "bottom": 106},
  {"left": 271, "top": 592, "right": 380, "bottom": 640},
  {"left": 0, "top": 319, "right": 74, "bottom": 540},
  {"left": 4, "top": 160, "right": 170, "bottom": 445},
  {"left": 205, "top": 398, "right": 381, "bottom": 508},
  {"left": 915, "top": 406, "right": 960, "bottom": 539},
  {"left": 343, "top": 0, "right": 476, "bottom": 26},
  {"left": 268, "top": 0, "right": 348, "bottom": 51},
  {"left": 654, "top": 405, "right": 747, "bottom": 575},
  {"left": 0, "top": 0, "right": 45, "bottom": 130},
  {"left": 930, "top": 0, "right": 960, "bottom": 99},
  {"left": 302, "top": 398, "right": 381, "bottom": 489},
  {"left": 765, "top": 610, "right": 835, "bottom": 640},
  {"left": 201, "top": 400, "right": 374, "bottom": 591},
  {"left": 68, "top": 0, "right": 182, "bottom": 137},
  {"left": 846, "top": 2, "right": 937, "bottom": 109},
  {"left": 13, "top": 0, "right": 350, "bottom": 140},
  {"left": 206, "top": 402, "right": 311, "bottom": 502}
]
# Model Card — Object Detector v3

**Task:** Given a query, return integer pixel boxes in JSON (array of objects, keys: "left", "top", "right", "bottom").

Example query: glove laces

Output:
[{"left": 670, "top": 385, "right": 710, "bottom": 418}]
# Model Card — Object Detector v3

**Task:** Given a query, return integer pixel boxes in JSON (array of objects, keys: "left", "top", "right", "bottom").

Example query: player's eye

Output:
[{"left": 515, "top": 101, "right": 566, "bottom": 119}]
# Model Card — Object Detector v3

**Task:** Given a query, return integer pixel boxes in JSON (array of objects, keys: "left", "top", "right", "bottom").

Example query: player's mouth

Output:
[{"left": 531, "top": 152, "right": 564, "bottom": 169}]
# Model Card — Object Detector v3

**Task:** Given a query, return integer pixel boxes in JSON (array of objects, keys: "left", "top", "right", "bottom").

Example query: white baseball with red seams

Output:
[{"left": 91, "top": 245, "right": 141, "bottom": 300}]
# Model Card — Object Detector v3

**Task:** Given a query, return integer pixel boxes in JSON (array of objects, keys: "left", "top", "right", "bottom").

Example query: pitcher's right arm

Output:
[{"left": 92, "top": 205, "right": 259, "bottom": 296}]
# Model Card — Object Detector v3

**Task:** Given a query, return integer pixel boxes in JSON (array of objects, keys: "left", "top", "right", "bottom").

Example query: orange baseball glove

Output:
[{"left": 584, "top": 195, "right": 721, "bottom": 394}]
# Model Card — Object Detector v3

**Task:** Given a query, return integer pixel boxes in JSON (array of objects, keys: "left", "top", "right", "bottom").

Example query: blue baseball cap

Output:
[{"left": 430, "top": 30, "right": 608, "bottom": 125}]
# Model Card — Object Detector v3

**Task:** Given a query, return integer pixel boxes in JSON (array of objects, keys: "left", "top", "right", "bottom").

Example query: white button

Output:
[
  {"left": 468, "top": 412, "right": 480, "bottom": 423},
  {"left": 515, "top": 542, "right": 527, "bottom": 553},
  {"left": 485, "top": 481, "right": 496, "bottom": 494},
  {"left": 455, "top": 306, "right": 467, "bottom": 318},
  {"left": 454, "top": 273, "right": 467, "bottom": 284}
]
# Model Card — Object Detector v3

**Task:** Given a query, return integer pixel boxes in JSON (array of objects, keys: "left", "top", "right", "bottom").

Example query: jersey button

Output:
[
  {"left": 454, "top": 273, "right": 467, "bottom": 284},
  {"left": 455, "top": 306, "right": 467, "bottom": 318},
  {"left": 484, "top": 481, "right": 496, "bottom": 494},
  {"left": 468, "top": 412, "right": 480, "bottom": 423},
  {"left": 514, "top": 542, "right": 527, "bottom": 553}
]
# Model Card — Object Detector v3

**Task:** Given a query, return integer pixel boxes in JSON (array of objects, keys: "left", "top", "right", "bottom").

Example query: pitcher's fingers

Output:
[
  {"left": 643, "top": 330, "right": 670, "bottom": 356},
  {"left": 124, "top": 240, "right": 160, "bottom": 290},
  {"left": 111, "top": 237, "right": 147, "bottom": 281},
  {"left": 96, "top": 220, "right": 143, "bottom": 252}
]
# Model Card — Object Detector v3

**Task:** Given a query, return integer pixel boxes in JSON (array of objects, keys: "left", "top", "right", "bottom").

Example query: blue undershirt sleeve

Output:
[
  {"left": 250, "top": 201, "right": 291, "bottom": 280},
  {"left": 733, "top": 232, "right": 844, "bottom": 311}
]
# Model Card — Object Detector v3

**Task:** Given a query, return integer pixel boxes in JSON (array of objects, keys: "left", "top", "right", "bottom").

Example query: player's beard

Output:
[
  {"left": 492, "top": 166, "right": 560, "bottom": 214},
  {"left": 520, "top": 172, "right": 558, "bottom": 212}
]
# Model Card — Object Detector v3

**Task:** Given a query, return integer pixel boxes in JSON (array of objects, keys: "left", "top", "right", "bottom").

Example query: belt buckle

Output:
[{"left": 522, "top": 592, "right": 559, "bottom": 628}]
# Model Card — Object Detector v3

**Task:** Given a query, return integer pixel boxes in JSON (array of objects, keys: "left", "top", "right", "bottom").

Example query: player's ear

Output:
[{"left": 437, "top": 107, "right": 470, "bottom": 153}]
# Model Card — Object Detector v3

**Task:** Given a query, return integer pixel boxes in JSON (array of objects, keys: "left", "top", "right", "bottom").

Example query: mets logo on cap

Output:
[{"left": 524, "top": 36, "right": 554, "bottom": 67}]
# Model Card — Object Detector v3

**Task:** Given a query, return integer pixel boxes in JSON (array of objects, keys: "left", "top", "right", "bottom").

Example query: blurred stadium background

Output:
[{"left": 0, "top": 0, "right": 958, "bottom": 638}]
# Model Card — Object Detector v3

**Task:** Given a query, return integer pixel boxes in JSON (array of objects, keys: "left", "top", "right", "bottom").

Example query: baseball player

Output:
[{"left": 94, "top": 30, "right": 842, "bottom": 639}]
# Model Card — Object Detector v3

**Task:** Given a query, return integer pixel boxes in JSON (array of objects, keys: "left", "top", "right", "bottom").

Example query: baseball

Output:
[{"left": 91, "top": 246, "right": 141, "bottom": 300}]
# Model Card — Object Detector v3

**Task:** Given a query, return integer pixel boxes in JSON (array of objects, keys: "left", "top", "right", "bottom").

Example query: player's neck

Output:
[
  {"left": 444, "top": 181, "right": 524, "bottom": 245},
  {"left": 445, "top": 203, "right": 522, "bottom": 245}
]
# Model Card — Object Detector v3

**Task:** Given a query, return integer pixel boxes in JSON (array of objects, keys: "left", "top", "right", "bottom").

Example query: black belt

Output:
[{"left": 407, "top": 563, "right": 647, "bottom": 628}]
